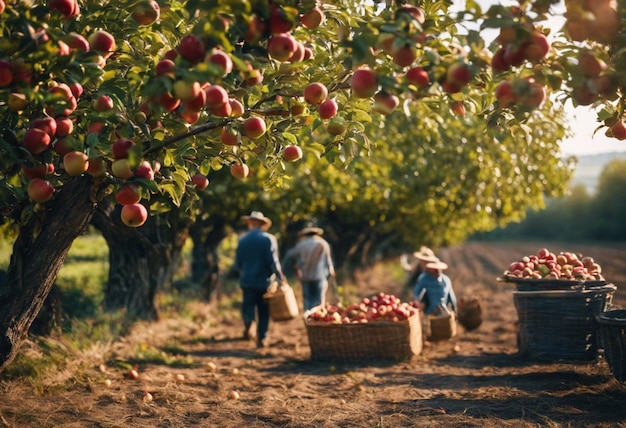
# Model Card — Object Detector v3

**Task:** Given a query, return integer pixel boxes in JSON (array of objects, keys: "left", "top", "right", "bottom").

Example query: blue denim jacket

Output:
[
  {"left": 235, "top": 228, "right": 284, "bottom": 289},
  {"left": 413, "top": 271, "right": 458, "bottom": 315}
]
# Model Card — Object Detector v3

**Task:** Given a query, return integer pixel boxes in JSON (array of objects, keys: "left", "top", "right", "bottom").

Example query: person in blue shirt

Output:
[
  {"left": 234, "top": 211, "right": 286, "bottom": 348},
  {"left": 413, "top": 258, "right": 458, "bottom": 316}
]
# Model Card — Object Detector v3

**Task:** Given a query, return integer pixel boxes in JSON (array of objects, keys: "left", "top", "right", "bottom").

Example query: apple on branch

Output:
[
  {"left": 121, "top": 203, "right": 148, "bottom": 227},
  {"left": 27, "top": 178, "right": 55, "bottom": 203},
  {"left": 190, "top": 174, "right": 209, "bottom": 190},
  {"left": 283, "top": 145, "right": 303, "bottom": 162},
  {"left": 63, "top": 151, "right": 89, "bottom": 176}
]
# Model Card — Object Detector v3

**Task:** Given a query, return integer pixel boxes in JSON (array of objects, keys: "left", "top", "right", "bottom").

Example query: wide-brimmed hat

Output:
[
  {"left": 426, "top": 259, "right": 448, "bottom": 270},
  {"left": 298, "top": 225, "right": 324, "bottom": 236},
  {"left": 413, "top": 246, "right": 439, "bottom": 262},
  {"left": 241, "top": 211, "right": 272, "bottom": 228}
]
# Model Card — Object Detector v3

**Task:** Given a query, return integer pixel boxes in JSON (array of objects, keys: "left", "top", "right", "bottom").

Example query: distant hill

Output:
[{"left": 568, "top": 151, "right": 626, "bottom": 194}]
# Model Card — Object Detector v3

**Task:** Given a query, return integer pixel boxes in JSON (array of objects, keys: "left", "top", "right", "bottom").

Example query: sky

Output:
[{"left": 452, "top": 0, "right": 626, "bottom": 156}]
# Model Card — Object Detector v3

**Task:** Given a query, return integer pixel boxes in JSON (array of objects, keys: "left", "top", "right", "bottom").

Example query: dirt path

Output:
[{"left": 1, "top": 242, "right": 626, "bottom": 427}]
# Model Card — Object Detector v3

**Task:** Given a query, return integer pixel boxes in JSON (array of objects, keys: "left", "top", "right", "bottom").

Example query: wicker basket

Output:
[
  {"left": 263, "top": 284, "right": 299, "bottom": 322},
  {"left": 596, "top": 309, "right": 626, "bottom": 382},
  {"left": 513, "top": 284, "right": 616, "bottom": 361},
  {"left": 498, "top": 275, "right": 607, "bottom": 292},
  {"left": 305, "top": 312, "right": 422, "bottom": 362}
]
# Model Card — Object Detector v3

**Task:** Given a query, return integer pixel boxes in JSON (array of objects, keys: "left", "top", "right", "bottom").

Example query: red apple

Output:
[
  {"left": 87, "top": 157, "right": 107, "bottom": 177},
  {"left": 68, "top": 81, "right": 83, "bottom": 98},
  {"left": 111, "top": 158, "right": 134, "bottom": 179},
  {"left": 134, "top": 160, "right": 154, "bottom": 180},
  {"left": 578, "top": 51, "right": 607, "bottom": 78},
  {"left": 30, "top": 117, "right": 57, "bottom": 138},
  {"left": 180, "top": 109, "right": 201, "bottom": 124},
  {"left": 115, "top": 183, "right": 142, "bottom": 205},
  {"left": 22, "top": 163, "right": 49, "bottom": 180},
  {"left": 610, "top": 122, "right": 626, "bottom": 140},
  {"left": 207, "top": 50, "right": 233, "bottom": 76},
  {"left": 131, "top": 0, "right": 160, "bottom": 26},
  {"left": 48, "top": 0, "right": 76, "bottom": 17},
  {"left": 392, "top": 45, "right": 417, "bottom": 67},
  {"left": 155, "top": 59, "right": 176, "bottom": 77},
  {"left": 190, "top": 173, "right": 209, "bottom": 190},
  {"left": 173, "top": 80, "right": 201, "bottom": 102},
  {"left": 127, "top": 368, "right": 139, "bottom": 379},
  {"left": 230, "top": 163, "right": 249, "bottom": 179},
  {"left": 23, "top": 128, "right": 51, "bottom": 154},
  {"left": 405, "top": 66, "right": 429, "bottom": 88},
  {"left": 491, "top": 48, "right": 510, "bottom": 74},
  {"left": 178, "top": 35, "right": 205, "bottom": 64},
  {"left": 446, "top": 62, "right": 472, "bottom": 87},
  {"left": 503, "top": 42, "right": 527, "bottom": 67},
  {"left": 229, "top": 98, "right": 245, "bottom": 117},
  {"left": 449, "top": 100, "right": 466, "bottom": 117},
  {"left": 159, "top": 92, "right": 181, "bottom": 112},
  {"left": 53, "top": 138, "right": 75, "bottom": 156},
  {"left": 524, "top": 31, "right": 550, "bottom": 63},
  {"left": 0, "top": 59, "right": 13, "bottom": 87},
  {"left": 63, "top": 151, "right": 89, "bottom": 176},
  {"left": 211, "top": 101, "right": 232, "bottom": 117},
  {"left": 112, "top": 138, "right": 135, "bottom": 159},
  {"left": 221, "top": 127, "right": 239, "bottom": 145},
  {"left": 269, "top": 6, "right": 295, "bottom": 34},
  {"left": 88, "top": 30, "right": 116, "bottom": 58},
  {"left": 372, "top": 91, "right": 399, "bottom": 115},
  {"left": 267, "top": 33, "right": 297, "bottom": 62},
  {"left": 304, "top": 82, "right": 328, "bottom": 105},
  {"left": 283, "top": 145, "right": 303, "bottom": 162},
  {"left": 184, "top": 89, "right": 207, "bottom": 112},
  {"left": 204, "top": 85, "right": 229, "bottom": 109},
  {"left": 65, "top": 32, "right": 90, "bottom": 51},
  {"left": 121, "top": 204, "right": 148, "bottom": 227},
  {"left": 522, "top": 82, "right": 546, "bottom": 109},
  {"left": 94, "top": 95, "right": 114, "bottom": 112},
  {"left": 28, "top": 178, "right": 55, "bottom": 203},
  {"left": 318, "top": 99, "right": 338, "bottom": 119},
  {"left": 55, "top": 116, "right": 74, "bottom": 137},
  {"left": 300, "top": 7, "right": 324, "bottom": 29},
  {"left": 287, "top": 42, "right": 306, "bottom": 63},
  {"left": 242, "top": 116, "right": 266, "bottom": 139},
  {"left": 351, "top": 68, "right": 378, "bottom": 98}
]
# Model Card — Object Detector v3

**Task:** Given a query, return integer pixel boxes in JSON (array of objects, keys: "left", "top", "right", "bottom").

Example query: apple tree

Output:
[{"left": 0, "top": 0, "right": 625, "bottom": 373}]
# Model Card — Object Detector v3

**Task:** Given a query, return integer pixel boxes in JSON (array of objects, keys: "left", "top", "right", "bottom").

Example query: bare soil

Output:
[{"left": 2, "top": 241, "right": 626, "bottom": 428}]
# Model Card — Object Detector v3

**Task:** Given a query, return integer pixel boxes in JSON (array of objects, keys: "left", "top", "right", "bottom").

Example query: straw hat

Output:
[
  {"left": 426, "top": 258, "right": 448, "bottom": 270},
  {"left": 298, "top": 225, "right": 324, "bottom": 237},
  {"left": 241, "top": 211, "right": 272, "bottom": 228},
  {"left": 413, "top": 246, "right": 439, "bottom": 263}
]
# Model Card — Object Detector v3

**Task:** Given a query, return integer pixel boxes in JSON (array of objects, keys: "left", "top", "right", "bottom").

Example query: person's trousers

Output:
[
  {"left": 241, "top": 287, "right": 270, "bottom": 342},
  {"left": 301, "top": 279, "right": 328, "bottom": 311}
]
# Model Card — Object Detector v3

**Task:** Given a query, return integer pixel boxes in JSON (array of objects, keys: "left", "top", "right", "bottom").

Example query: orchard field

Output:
[{"left": 1, "top": 241, "right": 626, "bottom": 427}]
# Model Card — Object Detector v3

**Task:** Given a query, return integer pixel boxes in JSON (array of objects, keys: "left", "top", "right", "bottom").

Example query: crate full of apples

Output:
[
  {"left": 304, "top": 292, "right": 422, "bottom": 362},
  {"left": 499, "top": 247, "right": 606, "bottom": 289}
]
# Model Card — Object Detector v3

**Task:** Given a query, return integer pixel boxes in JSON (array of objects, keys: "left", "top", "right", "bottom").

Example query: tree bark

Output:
[
  {"left": 0, "top": 177, "right": 97, "bottom": 372},
  {"left": 91, "top": 202, "right": 189, "bottom": 320}
]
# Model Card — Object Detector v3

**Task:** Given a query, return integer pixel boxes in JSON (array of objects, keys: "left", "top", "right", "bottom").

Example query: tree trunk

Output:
[
  {"left": 189, "top": 215, "right": 227, "bottom": 301},
  {"left": 0, "top": 177, "right": 97, "bottom": 372},
  {"left": 91, "top": 203, "right": 189, "bottom": 320}
]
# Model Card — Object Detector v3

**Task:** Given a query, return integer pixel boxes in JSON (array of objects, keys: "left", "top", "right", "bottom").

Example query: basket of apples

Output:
[
  {"left": 497, "top": 247, "right": 606, "bottom": 291},
  {"left": 304, "top": 292, "right": 422, "bottom": 362}
]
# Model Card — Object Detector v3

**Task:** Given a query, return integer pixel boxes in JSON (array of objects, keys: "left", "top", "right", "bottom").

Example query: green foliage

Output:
[{"left": 476, "top": 159, "right": 626, "bottom": 242}]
